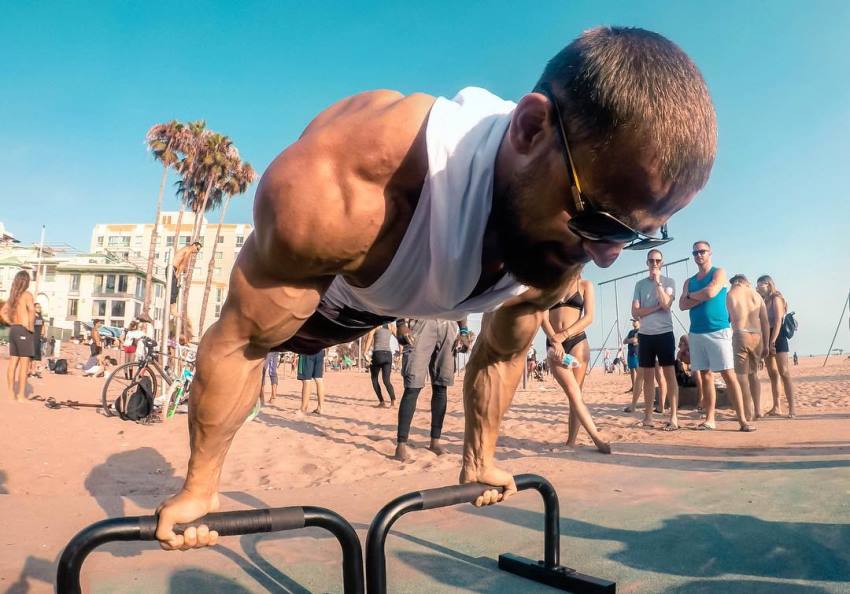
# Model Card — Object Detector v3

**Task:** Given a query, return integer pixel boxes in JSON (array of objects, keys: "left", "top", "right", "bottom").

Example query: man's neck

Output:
[{"left": 697, "top": 262, "right": 712, "bottom": 276}]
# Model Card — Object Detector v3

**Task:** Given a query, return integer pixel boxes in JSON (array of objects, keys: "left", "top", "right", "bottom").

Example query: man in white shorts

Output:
[{"left": 679, "top": 241, "right": 754, "bottom": 431}]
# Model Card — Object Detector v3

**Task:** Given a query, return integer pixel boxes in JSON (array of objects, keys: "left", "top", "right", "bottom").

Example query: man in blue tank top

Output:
[{"left": 679, "top": 241, "right": 754, "bottom": 431}]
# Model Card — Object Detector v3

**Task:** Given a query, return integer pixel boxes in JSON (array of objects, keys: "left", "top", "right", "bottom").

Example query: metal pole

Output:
[
  {"left": 587, "top": 319, "right": 618, "bottom": 375},
  {"left": 161, "top": 249, "right": 173, "bottom": 370},
  {"left": 33, "top": 224, "right": 46, "bottom": 296},
  {"left": 613, "top": 279, "right": 622, "bottom": 348},
  {"left": 823, "top": 290, "right": 850, "bottom": 367}
]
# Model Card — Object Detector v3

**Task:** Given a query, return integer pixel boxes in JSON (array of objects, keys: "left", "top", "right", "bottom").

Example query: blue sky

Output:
[{"left": 2, "top": 0, "right": 848, "bottom": 356}]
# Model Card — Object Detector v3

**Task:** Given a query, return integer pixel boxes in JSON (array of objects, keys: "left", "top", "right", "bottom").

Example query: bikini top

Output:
[{"left": 550, "top": 291, "right": 584, "bottom": 312}]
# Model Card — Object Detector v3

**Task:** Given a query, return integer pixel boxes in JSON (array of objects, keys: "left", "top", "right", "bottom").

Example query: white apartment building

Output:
[
  {"left": 90, "top": 212, "right": 252, "bottom": 337},
  {"left": 0, "top": 241, "right": 167, "bottom": 340}
]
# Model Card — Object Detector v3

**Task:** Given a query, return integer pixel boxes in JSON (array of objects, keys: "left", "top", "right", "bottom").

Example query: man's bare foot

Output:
[
  {"left": 663, "top": 421, "right": 679, "bottom": 432},
  {"left": 766, "top": 408, "right": 781, "bottom": 417},
  {"left": 595, "top": 441, "right": 612, "bottom": 454},
  {"left": 296, "top": 408, "right": 306, "bottom": 417},
  {"left": 428, "top": 439, "right": 446, "bottom": 456},
  {"left": 641, "top": 416, "right": 653, "bottom": 428},
  {"left": 394, "top": 442, "right": 410, "bottom": 461},
  {"left": 739, "top": 423, "right": 756, "bottom": 432}
]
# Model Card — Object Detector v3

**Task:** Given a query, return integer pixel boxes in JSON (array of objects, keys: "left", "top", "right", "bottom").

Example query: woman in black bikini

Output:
[{"left": 542, "top": 276, "right": 611, "bottom": 453}]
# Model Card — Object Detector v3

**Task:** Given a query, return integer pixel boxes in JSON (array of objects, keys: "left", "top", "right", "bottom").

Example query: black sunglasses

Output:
[
  {"left": 538, "top": 85, "right": 673, "bottom": 251},
  {"left": 692, "top": 249, "right": 709, "bottom": 256}
]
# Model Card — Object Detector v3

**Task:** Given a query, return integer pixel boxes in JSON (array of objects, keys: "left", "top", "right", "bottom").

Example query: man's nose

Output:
[{"left": 583, "top": 240, "right": 626, "bottom": 268}]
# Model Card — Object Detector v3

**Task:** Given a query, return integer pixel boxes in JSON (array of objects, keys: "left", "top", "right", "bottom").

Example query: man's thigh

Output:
[{"left": 402, "top": 321, "right": 439, "bottom": 389}]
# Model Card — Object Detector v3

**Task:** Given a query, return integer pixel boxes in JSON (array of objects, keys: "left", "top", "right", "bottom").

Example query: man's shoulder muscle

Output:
[{"left": 252, "top": 91, "right": 434, "bottom": 277}]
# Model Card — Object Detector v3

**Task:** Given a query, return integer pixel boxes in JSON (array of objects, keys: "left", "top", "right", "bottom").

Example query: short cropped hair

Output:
[
  {"left": 535, "top": 27, "right": 717, "bottom": 197},
  {"left": 647, "top": 248, "right": 663, "bottom": 260},
  {"left": 693, "top": 240, "right": 711, "bottom": 250},
  {"left": 729, "top": 274, "right": 749, "bottom": 286},
  {"left": 192, "top": 241, "right": 202, "bottom": 248}
]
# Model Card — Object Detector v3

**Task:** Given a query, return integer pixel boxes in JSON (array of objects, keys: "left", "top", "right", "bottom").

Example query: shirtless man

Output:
[
  {"left": 169, "top": 242, "right": 202, "bottom": 314},
  {"left": 727, "top": 275, "right": 769, "bottom": 420},
  {"left": 155, "top": 26, "right": 717, "bottom": 550},
  {"left": 2, "top": 271, "right": 36, "bottom": 401}
]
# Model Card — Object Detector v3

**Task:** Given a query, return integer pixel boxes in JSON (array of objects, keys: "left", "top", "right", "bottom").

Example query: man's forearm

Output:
[
  {"left": 184, "top": 327, "right": 265, "bottom": 495},
  {"left": 462, "top": 345, "right": 525, "bottom": 472}
]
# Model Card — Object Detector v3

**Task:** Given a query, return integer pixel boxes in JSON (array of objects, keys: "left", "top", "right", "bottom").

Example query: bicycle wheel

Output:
[{"left": 101, "top": 362, "right": 160, "bottom": 416}]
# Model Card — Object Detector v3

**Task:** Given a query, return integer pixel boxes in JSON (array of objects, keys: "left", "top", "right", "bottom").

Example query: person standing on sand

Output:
[
  {"left": 363, "top": 323, "right": 397, "bottom": 407},
  {"left": 630, "top": 249, "right": 679, "bottom": 430},
  {"left": 260, "top": 352, "right": 281, "bottom": 404},
  {"left": 680, "top": 241, "right": 754, "bottom": 431},
  {"left": 756, "top": 275, "right": 796, "bottom": 418},
  {"left": 297, "top": 350, "right": 326, "bottom": 415},
  {"left": 2, "top": 271, "right": 35, "bottom": 401},
  {"left": 727, "top": 275, "right": 769, "bottom": 420},
  {"left": 30, "top": 303, "right": 45, "bottom": 378},
  {"left": 394, "top": 318, "right": 469, "bottom": 461},
  {"left": 623, "top": 319, "right": 642, "bottom": 396},
  {"left": 542, "top": 275, "right": 611, "bottom": 453},
  {"left": 793, "top": 352, "right": 798, "bottom": 366}
]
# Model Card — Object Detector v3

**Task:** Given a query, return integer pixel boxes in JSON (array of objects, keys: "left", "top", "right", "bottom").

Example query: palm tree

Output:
[
  {"left": 176, "top": 133, "right": 235, "bottom": 328},
  {"left": 142, "top": 120, "right": 183, "bottom": 318},
  {"left": 197, "top": 159, "right": 256, "bottom": 333},
  {"left": 169, "top": 121, "right": 208, "bottom": 256}
]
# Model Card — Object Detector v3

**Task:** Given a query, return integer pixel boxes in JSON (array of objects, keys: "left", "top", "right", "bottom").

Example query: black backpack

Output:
[
  {"left": 53, "top": 359, "right": 68, "bottom": 374},
  {"left": 115, "top": 377, "right": 154, "bottom": 421},
  {"left": 781, "top": 312, "right": 798, "bottom": 339}
]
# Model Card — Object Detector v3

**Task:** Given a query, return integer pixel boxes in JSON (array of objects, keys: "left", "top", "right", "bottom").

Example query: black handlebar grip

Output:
[
  {"left": 419, "top": 482, "right": 506, "bottom": 510},
  {"left": 140, "top": 507, "right": 306, "bottom": 540}
]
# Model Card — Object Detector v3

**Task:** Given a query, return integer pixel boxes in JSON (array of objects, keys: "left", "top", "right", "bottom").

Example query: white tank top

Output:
[{"left": 323, "top": 87, "right": 527, "bottom": 319}]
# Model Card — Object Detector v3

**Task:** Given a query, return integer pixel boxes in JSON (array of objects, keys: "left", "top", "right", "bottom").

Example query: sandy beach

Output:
[{"left": 1, "top": 345, "right": 849, "bottom": 593}]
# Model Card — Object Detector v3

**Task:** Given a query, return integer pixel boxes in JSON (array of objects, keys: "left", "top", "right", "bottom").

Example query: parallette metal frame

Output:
[{"left": 365, "top": 472, "right": 615, "bottom": 594}]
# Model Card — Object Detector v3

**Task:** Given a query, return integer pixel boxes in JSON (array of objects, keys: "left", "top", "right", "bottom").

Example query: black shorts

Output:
[
  {"left": 637, "top": 331, "right": 675, "bottom": 368},
  {"left": 774, "top": 332, "right": 790, "bottom": 354},
  {"left": 9, "top": 325, "right": 35, "bottom": 358},
  {"left": 545, "top": 332, "right": 588, "bottom": 355},
  {"left": 275, "top": 298, "right": 395, "bottom": 355},
  {"left": 370, "top": 350, "right": 393, "bottom": 368},
  {"left": 170, "top": 268, "right": 179, "bottom": 305}
]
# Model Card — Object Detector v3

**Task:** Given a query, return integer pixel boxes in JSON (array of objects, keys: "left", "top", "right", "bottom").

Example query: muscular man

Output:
[
  {"left": 169, "top": 241, "right": 202, "bottom": 313},
  {"left": 155, "top": 27, "right": 717, "bottom": 550},
  {"left": 727, "top": 275, "right": 769, "bottom": 420}
]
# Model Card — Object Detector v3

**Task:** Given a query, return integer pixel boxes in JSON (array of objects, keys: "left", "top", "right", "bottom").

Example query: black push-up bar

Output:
[
  {"left": 56, "top": 506, "right": 364, "bottom": 594},
  {"left": 365, "top": 473, "right": 615, "bottom": 593}
]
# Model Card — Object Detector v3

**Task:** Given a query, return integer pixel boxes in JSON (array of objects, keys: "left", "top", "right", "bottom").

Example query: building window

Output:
[
  {"left": 105, "top": 274, "right": 116, "bottom": 293},
  {"left": 67, "top": 299, "right": 78, "bottom": 318},
  {"left": 133, "top": 236, "right": 142, "bottom": 246},
  {"left": 133, "top": 251, "right": 141, "bottom": 258},
  {"left": 70, "top": 273, "right": 81, "bottom": 292},
  {"left": 134, "top": 302, "right": 141, "bottom": 318},
  {"left": 108, "top": 236, "right": 131, "bottom": 247},
  {"left": 97, "top": 236, "right": 104, "bottom": 246},
  {"left": 111, "top": 301, "right": 126, "bottom": 318},
  {"left": 215, "top": 288, "right": 224, "bottom": 302},
  {"left": 214, "top": 267, "right": 221, "bottom": 276},
  {"left": 217, "top": 236, "right": 225, "bottom": 244},
  {"left": 112, "top": 319, "right": 124, "bottom": 328},
  {"left": 118, "top": 275, "right": 128, "bottom": 293},
  {"left": 214, "top": 304, "right": 222, "bottom": 317},
  {"left": 180, "top": 235, "right": 191, "bottom": 246},
  {"left": 235, "top": 236, "right": 244, "bottom": 247},
  {"left": 45, "top": 266, "right": 56, "bottom": 281},
  {"left": 92, "top": 300, "right": 107, "bottom": 317},
  {"left": 155, "top": 284, "right": 163, "bottom": 298},
  {"left": 94, "top": 275, "right": 103, "bottom": 293},
  {"left": 166, "top": 236, "right": 174, "bottom": 247},
  {"left": 135, "top": 278, "right": 145, "bottom": 299},
  {"left": 213, "top": 251, "right": 222, "bottom": 260}
]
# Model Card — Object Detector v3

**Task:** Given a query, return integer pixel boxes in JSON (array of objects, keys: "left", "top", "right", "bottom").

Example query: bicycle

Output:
[{"left": 101, "top": 338, "right": 194, "bottom": 418}]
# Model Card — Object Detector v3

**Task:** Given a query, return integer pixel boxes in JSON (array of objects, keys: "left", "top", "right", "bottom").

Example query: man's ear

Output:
[{"left": 508, "top": 93, "right": 551, "bottom": 156}]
